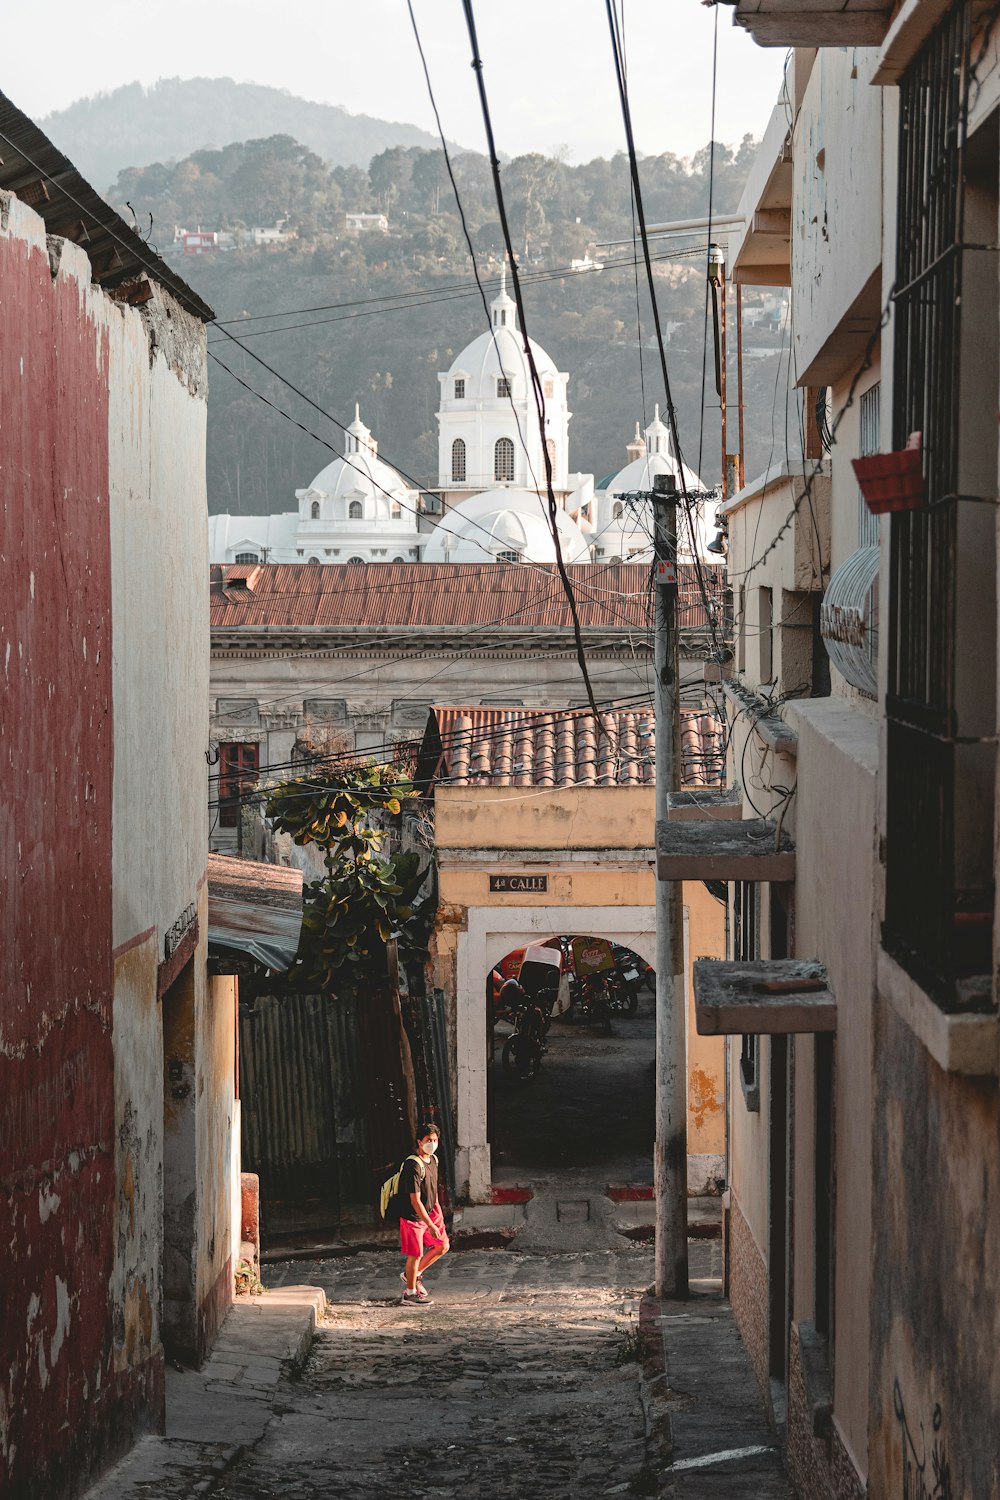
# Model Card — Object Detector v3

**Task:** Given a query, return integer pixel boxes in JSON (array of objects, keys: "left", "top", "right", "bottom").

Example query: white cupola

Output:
[{"left": 435, "top": 261, "right": 572, "bottom": 502}]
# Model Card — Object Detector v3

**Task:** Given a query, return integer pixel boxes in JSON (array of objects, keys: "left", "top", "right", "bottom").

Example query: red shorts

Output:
[{"left": 400, "top": 1203, "right": 446, "bottom": 1258}]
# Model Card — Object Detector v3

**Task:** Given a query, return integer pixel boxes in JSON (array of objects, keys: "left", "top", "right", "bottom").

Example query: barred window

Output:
[
  {"left": 451, "top": 438, "right": 467, "bottom": 482},
  {"left": 349, "top": 500, "right": 363, "bottom": 519},
  {"left": 494, "top": 437, "right": 515, "bottom": 482}
]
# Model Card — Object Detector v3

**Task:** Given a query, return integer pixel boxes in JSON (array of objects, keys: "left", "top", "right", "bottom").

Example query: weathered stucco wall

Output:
[
  {"left": 0, "top": 195, "right": 118, "bottom": 1498},
  {"left": 792, "top": 47, "right": 883, "bottom": 380},
  {"left": 869, "top": 1004, "right": 1000, "bottom": 1498},
  {"left": 434, "top": 784, "right": 656, "bottom": 851},
  {"left": 0, "top": 184, "right": 218, "bottom": 1498},
  {"left": 786, "top": 695, "right": 877, "bottom": 1486},
  {"left": 108, "top": 278, "right": 209, "bottom": 953}
]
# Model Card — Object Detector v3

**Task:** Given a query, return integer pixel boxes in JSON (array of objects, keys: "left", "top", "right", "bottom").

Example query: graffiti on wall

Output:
[{"left": 894, "top": 1381, "right": 952, "bottom": 1500}]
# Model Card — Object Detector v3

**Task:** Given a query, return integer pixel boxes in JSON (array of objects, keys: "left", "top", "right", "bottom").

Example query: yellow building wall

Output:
[{"left": 433, "top": 783, "right": 725, "bottom": 1168}]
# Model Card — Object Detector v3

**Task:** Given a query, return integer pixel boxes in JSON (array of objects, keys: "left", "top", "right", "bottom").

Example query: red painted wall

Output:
[{"left": 0, "top": 225, "right": 121, "bottom": 1494}]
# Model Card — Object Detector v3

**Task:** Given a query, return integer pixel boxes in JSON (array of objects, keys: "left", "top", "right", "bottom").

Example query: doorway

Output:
[
  {"left": 162, "top": 958, "right": 198, "bottom": 1362},
  {"left": 486, "top": 934, "right": 655, "bottom": 1178}
]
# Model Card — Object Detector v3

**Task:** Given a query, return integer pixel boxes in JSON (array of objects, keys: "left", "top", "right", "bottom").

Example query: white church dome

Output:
[
  {"left": 422, "top": 487, "right": 592, "bottom": 565},
  {"left": 297, "top": 407, "right": 413, "bottom": 521},
  {"left": 594, "top": 409, "right": 714, "bottom": 563},
  {"left": 437, "top": 267, "right": 571, "bottom": 494},
  {"left": 445, "top": 273, "right": 559, "bottom": 402}
]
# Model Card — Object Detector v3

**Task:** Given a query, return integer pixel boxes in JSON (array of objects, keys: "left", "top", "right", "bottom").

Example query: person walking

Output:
[{"left": 399, "top": 1123, "right": 449, "bottom": 1306}]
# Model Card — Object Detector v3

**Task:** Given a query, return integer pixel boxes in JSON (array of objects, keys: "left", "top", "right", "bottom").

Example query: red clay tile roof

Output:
[
  {"left": 209, "top": 561, "right": 725, "bottom": 633},
  {"left": 419, "top": 705, "right": 725, "bottom": 790}
]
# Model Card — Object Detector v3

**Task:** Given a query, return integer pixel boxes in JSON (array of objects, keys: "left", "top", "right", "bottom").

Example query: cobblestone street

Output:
[{"left": 214, "top": 1246, "right": 657, "bottom": 1498}]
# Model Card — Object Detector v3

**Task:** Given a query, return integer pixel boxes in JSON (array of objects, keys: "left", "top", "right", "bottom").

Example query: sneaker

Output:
[
  {"left": 400, "top": 1272, "right": 427, "bottom": 1294},
  {"left": 400, "top": 1288, "right": 433, "bottom": 1306}
]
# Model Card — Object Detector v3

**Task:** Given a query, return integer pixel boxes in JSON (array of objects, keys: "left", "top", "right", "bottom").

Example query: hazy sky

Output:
[{"left": 9, "top": 1, "right": 784, "bottom": 162}]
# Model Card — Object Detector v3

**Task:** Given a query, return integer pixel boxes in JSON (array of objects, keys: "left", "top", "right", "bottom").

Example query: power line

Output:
[{"left": 459, "top": 0, "right": 603, "bottom": 723}]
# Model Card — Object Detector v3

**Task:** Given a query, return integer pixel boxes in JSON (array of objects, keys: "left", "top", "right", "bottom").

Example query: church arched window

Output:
[
  {"left": 310, "top": 500, "right": 320, "bottom": 519},
  {"left": 454, "top": 378, "right": 465, "bottom": 399},
  {"left": 543, "top": 378, "right": 554, "bottom": 399},
  {"left": 494, "top": 437, "right": 515, "bottom": 483},
  {"left": 545, "top": 438, "right": 556, "bottom": 472},
  {"left": 391, "top": 502, "right": 402, "bottom": 520},
  {"left": 307, "top": 556, "right": 320, "bottom": 564},
  {"left": 451, "top": 439, "right": 467, "bottom": 482},
  {"left": 612, "top": 501, "right": 623, "bottom": 520},
  {"left": 349, "top": 500, "right": 363, "bottom": 519},
  {"left": 234, "top": 552, "right": 259, "bottom": 564},
  {"left": 497, "top": 377, "right": 512, "bottom": 398},
  {"left": 347, "top": 556, "right": 366, "bottom": 565}
]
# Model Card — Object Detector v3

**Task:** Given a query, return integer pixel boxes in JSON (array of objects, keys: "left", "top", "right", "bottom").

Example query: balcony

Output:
[
  {"left": 694, "top": 958, "right": 836, "bottom": 1036},
  {"left": 729, "top": 0, "right": 892, "bottom": 49},
  {"left": 657, "top": 816, "right": 795, "bottom": 881}
]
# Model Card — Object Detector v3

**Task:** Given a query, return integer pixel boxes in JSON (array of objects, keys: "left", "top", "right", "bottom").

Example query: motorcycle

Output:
[
  {"left": 500, "top": 984, "right": 547, "bottom": 1080},
  {"left": 606, "top": 962, "right": 641, "bottom": 1016},
  {"left": 565, "top": 970, "right": 613, "bottom": 1035}
]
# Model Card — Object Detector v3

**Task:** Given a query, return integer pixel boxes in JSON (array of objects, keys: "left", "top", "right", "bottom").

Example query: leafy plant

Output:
[
  {"left": 264, "top": 765, "right": 434, "bottom": 994},
  {"left": 234, "top": 1259, "right": 264, "bottom": 1296}
]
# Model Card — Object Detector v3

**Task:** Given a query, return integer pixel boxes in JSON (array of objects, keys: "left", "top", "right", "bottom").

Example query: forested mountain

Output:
[
  {"left": 40, "top": 78, "right": 446, "bottom": 191},
  {"left": 107, "top": 134, "right": 796, "bottom": 513}
]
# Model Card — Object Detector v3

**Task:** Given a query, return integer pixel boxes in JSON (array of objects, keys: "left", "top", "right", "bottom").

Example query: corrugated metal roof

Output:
[
  {"left": 0, "top": 89, "right": 214, "bottom": 322},
  {"left": 420, "top": 705, "right": 725, "bottom": 790},
  {"left": 210, "top": 561, "right": 725, "bottom": 633},
  {"left": 207, "top": 854, "right": 303, "bottom": 971}
]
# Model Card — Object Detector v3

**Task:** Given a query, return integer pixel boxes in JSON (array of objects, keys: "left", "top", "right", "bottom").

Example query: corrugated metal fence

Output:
[{"left": 240, "top": 981, "right": 454, "bottom": 1230}]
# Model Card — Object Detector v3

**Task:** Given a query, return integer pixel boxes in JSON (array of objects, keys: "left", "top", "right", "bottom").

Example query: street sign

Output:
[{"left": 489, "top": 874, "right": 548, "bottom": 893}]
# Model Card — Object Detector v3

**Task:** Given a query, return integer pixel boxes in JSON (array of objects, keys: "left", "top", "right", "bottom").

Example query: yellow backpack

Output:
[{"left": 379, "top": 1154, "right": 425, "bottom": 1222}]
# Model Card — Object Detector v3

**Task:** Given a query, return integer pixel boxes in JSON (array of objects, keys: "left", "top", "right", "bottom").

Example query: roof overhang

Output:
[
  {"left": 730, "top": 1, "right": 891, "bottom": 49},
  {"left": 207, "top": 854, "right": 304, "bottom": 974},
  {"left": 657, "top": 817, "right": 796, "bottom": 881},
  {"left": 694, "top": 959, "right": 836, "bottom": 1035},
  {"left": 0, "top": 89, "right": 213, "bottom": 320},
  {"left": 796, "top": 267, "right": 884, "bottom": 387},
  {"left": 729, "top": 104, "right": 793, "bottom": 288}
]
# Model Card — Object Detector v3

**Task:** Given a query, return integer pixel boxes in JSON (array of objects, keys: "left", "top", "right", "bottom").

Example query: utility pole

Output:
[{"left": 653, "top": 472, "right": 689, "bottom": 1299}]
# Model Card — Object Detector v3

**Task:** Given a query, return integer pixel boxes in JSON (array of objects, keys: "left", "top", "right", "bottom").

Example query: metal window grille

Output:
[
  {"left": 884, "top": 2, "right": 969, "bottom": 1000},
  {"left": 858, "top": 384, "right": 881, "bottom": 548},
  {"left": 494, "top": 437, "right": 515, "bottom": 482},
  {"left": 451, "top": 438, "right": 466, "bottom": 482},
  {"left": 234, "top": 552, "right": 259, "bottom": 564},
  {"left": 733, "top": 882, "right": 760, "bottom": 1111}
]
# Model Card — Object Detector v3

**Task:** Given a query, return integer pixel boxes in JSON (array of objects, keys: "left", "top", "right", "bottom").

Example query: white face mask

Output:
[{"left": 421, "top": 1139, "right": 438, "bottom": 1155}]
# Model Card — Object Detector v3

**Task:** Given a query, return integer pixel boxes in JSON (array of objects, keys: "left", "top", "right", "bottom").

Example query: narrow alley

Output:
[{"left": 87, "top": 1187, "right": 789, "bottom": 1499}]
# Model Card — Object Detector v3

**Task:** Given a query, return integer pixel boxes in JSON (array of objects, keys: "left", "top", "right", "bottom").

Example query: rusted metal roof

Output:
[
  {"left": 418, "top": 705, "right": 725, "bottom": 790},
  {"left": 210, "top": 561, "right": 725, "bottom": 633},
  {"left": 207, "top": 854, "right": 303, "bottom": 972},
  {"left": 0, "top": 89, "right": 214, "bottom": 322}
]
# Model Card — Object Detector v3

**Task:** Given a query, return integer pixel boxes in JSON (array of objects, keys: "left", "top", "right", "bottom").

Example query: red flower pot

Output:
[{"left": 852, "top": 437, "right": 925, "bottom": 514}]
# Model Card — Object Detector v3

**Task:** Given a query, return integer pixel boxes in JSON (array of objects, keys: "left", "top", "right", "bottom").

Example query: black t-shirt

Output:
[{"left": 399, "top": 1153, "right": 438, "bottom": 1219}]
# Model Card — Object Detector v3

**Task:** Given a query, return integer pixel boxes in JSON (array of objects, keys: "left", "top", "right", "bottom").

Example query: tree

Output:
[{"left": 264, "top": 765, "right": 434, "bottom": 994}]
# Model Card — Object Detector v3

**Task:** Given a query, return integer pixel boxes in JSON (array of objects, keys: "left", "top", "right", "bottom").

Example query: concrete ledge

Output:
[
  {"left": 658, "top": 818, "right": 795, "bottom": 882},
  {"left": 878, "top": 947, "right": 998, "bottom": 1076},
  {"left": 694, "top": 959, "right": 835, "bottom": 1036}
]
